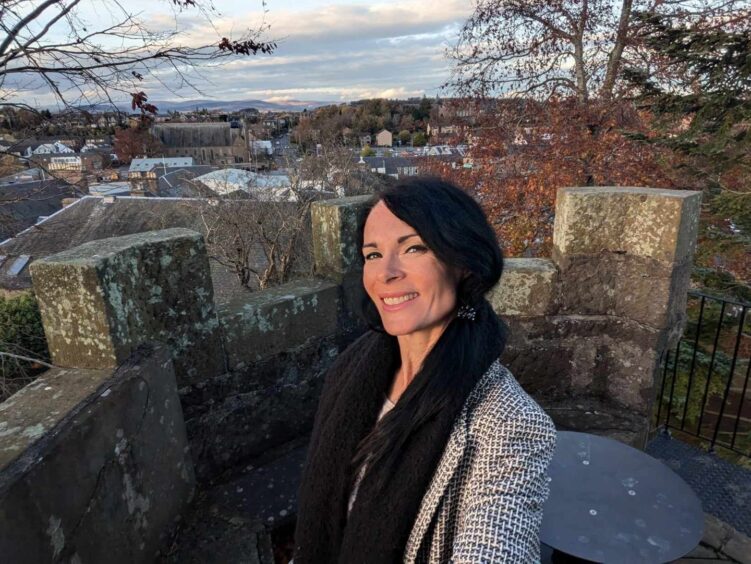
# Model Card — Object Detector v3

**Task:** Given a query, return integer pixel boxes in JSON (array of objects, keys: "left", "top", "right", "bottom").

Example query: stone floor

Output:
[
  {"left": 646, "top": 433, "right": 751, "bottom": 537},
  {"left": 646, "top": 432, "right": 751, "bottom": 564},
  {"left": 161, "top": 433, "right": 751, "bottom": 563}
]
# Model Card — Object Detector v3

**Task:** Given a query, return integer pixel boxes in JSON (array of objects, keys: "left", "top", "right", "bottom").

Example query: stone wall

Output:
[
  {"left": 29, "top": 228, "right": 225, "bottom": 385},
  {"left": 314, "top": 188, "right": 702, "bottom": 447},
  {"left": 0, "top": 345, "right": 194, "bottom": 564},
  {"left": 0, "top": 185, "right": 702, "bottom": 560}
]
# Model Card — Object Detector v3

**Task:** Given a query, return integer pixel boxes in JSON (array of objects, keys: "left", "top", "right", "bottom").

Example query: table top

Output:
[{"left": 540, "top": 431, "right": 704, "bottom": 563}]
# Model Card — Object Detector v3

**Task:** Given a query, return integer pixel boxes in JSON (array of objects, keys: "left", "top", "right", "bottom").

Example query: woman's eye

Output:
[
  {"left": 364, "top": 252, "right": 380, "bottom": 261},
  {"left": 406, "top": 245, "right": 428, "bottom": 254}
]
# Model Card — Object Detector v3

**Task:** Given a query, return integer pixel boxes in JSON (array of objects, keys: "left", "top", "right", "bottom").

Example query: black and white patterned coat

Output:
[{"left": 403, "top": 360, "right": 557, "bottom": 563}]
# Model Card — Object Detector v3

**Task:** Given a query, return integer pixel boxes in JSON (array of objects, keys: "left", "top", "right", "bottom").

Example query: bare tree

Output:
[
  {"left": 449, "top": 0, "right": 747, "bottom": 101},
  {"left": 198, "top": 197, "right": 314, "bottom": 291},
  {"left": 285, "top": 141, "right": 393, "bottom": 198},
  {"left": 178, "top": 171, "right": 316, "bottom": 291},
  {"left": 0, "top": 0, "right": 276, "bottom": 114}
]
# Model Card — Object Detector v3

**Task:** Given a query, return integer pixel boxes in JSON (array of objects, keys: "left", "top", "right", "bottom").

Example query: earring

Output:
[{"left": 456, "top": 304, "right": 477, "bottom": 321}]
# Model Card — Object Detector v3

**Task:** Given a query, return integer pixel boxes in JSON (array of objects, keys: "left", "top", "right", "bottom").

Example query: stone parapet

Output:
[
  {"left": 0, "top": 345, "right": 194, "bottom": 564},
  {"left": 553, "top": 186, "right": 702, "bottom": 264},
  {"left": 488, "top": 258, "right": 557, "bottom": 317},
  {"left": 218, "top": 278, "right": 342, "bottom": 370},
  {"left": 30, "top": 228, "right": 224, "bottom": 384},
  {"left": 494, "top": 187, "right": 703, "bottom": 446},
  {"left": 311, "top": 195, "right": 371, "bottom": 280}
]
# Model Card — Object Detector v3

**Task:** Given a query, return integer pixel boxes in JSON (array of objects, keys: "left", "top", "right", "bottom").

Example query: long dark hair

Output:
[{"left": 351, "top": 176, "right": 508, "bottom": 493}]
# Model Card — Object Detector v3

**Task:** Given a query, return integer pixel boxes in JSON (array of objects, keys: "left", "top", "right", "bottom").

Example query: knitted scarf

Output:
[{"left": 293, "top": 329, "right": 495, "bottom": 564}]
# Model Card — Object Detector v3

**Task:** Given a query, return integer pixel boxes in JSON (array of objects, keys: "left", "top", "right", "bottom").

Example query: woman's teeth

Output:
[{"left": 383, "top": 293, "right": 418, "bottom": 305}]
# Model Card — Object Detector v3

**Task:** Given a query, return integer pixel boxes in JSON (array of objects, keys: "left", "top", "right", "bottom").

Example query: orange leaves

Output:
[{"left": 422, "top": 97, "right": 682, "bottom": 257}]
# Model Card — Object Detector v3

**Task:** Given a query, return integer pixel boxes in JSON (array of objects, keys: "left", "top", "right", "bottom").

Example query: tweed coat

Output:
[{"left": 402, "top": 359, "right": 558, "bottom": 563}]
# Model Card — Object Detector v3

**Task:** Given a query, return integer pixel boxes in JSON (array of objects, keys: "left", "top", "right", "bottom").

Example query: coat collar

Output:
[{"left": 403, "top": 360, "right": 504, "bottom": 563}]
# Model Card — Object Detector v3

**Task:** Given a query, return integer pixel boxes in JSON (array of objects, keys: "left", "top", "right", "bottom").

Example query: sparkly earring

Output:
[{"left": 456, "top": 304, "right": 477, "bottom": 321}]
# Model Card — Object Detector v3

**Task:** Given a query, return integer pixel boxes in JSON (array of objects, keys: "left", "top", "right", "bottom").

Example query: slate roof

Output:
[
  {"left": 0, "top": 196, "right": 313, "bottom": 301},
  {"left": 155, "top": 165, "right": 218, "bottom": 197},
  {"left": 129, "top": 157, "right": 194, "bottom": 173},
  {"left": 0, "top": 179, "right": 78, "bottom": 241},
  {"left": 356, "top": 156, "right": 419, "bottom": 177},
  {"left": 194, "top": 169, "right": 291, "bottom": 196},
  {"left": 151, "top": 123, "right": 237, "bottom": 148}
]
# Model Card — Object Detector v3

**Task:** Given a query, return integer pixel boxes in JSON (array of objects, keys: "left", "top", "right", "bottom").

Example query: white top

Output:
[{"left": 347, "top": 394, "right": 396, "bottom": 515}]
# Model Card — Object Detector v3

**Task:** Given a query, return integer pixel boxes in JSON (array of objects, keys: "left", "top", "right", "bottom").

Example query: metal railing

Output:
[{"left": 653, "top": 290, "right": 750, "bottom": 457}]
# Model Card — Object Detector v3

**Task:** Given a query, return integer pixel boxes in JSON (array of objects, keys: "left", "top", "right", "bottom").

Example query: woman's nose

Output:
[{"left": 377, "top": 254, "right": 404, "bottom": 283}]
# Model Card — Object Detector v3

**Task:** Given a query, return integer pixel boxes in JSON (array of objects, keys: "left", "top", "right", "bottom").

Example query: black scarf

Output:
[{"left": 293, "top": 328, "right": 495, "bottom": 564}]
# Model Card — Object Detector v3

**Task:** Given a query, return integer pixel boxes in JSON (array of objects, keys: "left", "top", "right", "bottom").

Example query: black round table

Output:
[{"left": 540, "top": 431, "right": 704, "bottom": 563}]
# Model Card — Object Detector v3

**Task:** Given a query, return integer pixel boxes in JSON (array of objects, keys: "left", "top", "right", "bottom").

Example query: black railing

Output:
[{"left": 653, "top": 290, "right": 750, "bottom": 458}]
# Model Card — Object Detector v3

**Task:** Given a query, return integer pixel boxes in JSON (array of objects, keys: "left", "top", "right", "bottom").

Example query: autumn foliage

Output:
[
  {"left": 421, "top": 98, "right": 679, "bottom": 256},
  {"left": 113, "top": 126, "right": 165, "bottom": 163}
]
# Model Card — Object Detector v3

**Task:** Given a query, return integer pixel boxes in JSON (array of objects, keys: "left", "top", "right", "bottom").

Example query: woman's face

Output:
[{"left": 362, "top": 201, "right": 461, "bottom": 337}]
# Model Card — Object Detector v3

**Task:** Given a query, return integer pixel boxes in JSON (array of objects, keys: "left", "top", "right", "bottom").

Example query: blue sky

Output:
[{"left": 72, "top": 0, "right": 473, "bottom": 103}]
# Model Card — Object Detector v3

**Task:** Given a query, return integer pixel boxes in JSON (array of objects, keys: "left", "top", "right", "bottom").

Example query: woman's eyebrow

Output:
[{"left": 362, "top": 233, "right": 420, "bottom": 249}]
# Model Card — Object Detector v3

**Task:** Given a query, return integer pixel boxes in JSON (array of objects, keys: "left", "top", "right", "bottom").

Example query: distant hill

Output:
[{"left": 78, "top": 98, "right": 329, "bottom": 113}]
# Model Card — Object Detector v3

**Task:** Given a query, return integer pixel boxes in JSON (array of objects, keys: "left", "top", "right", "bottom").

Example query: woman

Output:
[{"left": 293, "top": 177, "right": 557, "bottom": 563}]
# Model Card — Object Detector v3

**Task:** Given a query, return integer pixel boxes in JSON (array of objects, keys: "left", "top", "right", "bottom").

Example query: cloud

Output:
[
  {"left": 17, "top": 0, "right": 473, "bottom": 106},
  {"left": 179, "top": 0, "right": 471, "bottom": 45}
]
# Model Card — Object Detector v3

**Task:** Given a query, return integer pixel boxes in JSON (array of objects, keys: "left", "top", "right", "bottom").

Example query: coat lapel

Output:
[
  {"left": 403, "top": 403, "right": 469, "bottom": 564},
  {"left": 402, "top": 361, "right": 503, "bottom": 564}
]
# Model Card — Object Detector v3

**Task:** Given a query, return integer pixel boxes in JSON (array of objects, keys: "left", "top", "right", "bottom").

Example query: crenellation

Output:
[{"left": 1, "top": 185, "right": 707, "bottom": 560}]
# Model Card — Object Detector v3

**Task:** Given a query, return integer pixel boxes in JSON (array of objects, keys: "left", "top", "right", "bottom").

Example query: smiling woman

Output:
[{"left": 293, "top": 177, "right": 558, "bottom": 563}]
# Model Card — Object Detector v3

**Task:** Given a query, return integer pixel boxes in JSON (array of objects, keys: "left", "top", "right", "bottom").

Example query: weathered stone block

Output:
[
  {"left": 505, "top": 314, "right": 666, "bottom": 416},
  {"left": 0, "top": 345, "right": 194, "bottom": 564},
  {"left": 311, "top": 195, "right": 371, "bottom": 280},
  {"left": 30, "top": 228, "right": 223, "bottom": 383},
  {"left": 553, "top": 187, "right": 702, "bottom": 264},
  {"left": 218, "top": 278, "right": 341, "bottom": 370},
  {"left": 555, "top": 254, "right": 693, "bottom": 328},
  {"left": 540, "top": 396, "right": 650, "bottom": 448},
  {"left": 502, "top": 340, "right": 576, "bottom": 398},
  {"left": 489, "top": 258, "right": 557, "bottom": 316},
  {"left": 181, "top": 331, "right": 361, "bottom": 481}
]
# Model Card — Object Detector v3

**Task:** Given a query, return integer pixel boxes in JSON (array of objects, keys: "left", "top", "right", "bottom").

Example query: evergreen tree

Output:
[
  {"left": 624, "top": 11, "right": 750, "bottom": 225},
  {"left": 624, "top": 11, "right": 750, "bottom": 299}
]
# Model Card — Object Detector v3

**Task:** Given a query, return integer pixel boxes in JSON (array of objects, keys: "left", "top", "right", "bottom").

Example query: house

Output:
[
  {"left": 127, "top": 157, "right": 195, "bottom": 194},
  {"left": 356, "top": 156, "right": 419, "bottom": 180},
  {"left": 359, "top": 134, "right": 372, "bottom": 147},
  {"left": 30, "top": 142, "right": 75, "bottom": 156},
  {"left": 151, "top": 122, "right": 250, "bottom": 165},
  {"left": 375, "top": 130, "right": 393, "bottom": 147},
  {"left": 27, "top": 152, "right": 104, "bottom": 174},
  {"left": 426, "top": 123, "right": 460, "bottom": 140},
  {"left": 155, "top": 165, "right": 217, "bottom": 197},
  {"left": 0, "top": 178, "right": 77, "bottom": 241}
]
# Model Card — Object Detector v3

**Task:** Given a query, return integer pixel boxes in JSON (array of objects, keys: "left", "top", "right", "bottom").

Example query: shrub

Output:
[{"left": 0, "top": 292, "right": 49, "bottom": 401}]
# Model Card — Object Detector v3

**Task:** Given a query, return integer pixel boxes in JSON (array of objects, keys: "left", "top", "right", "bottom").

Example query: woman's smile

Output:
[
  {"left": 362, "top": 201, "right": 460, "bottom": 338},
  {"left": 381, "top": 292, "right": 419, "bottom": 310}
]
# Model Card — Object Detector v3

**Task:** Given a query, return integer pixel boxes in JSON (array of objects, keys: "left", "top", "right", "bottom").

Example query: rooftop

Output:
[{"left": 129, "top": 157, "right": 195, "bottom": 172}]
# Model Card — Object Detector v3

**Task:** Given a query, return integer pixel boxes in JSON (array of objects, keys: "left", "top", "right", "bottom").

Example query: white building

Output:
[
  {"left": 128, "top": 157, "right": 194, "bottom": 174},
  {"left": 250, "top": 140, "right": 273, "bottom": 156},
  {"left": 28, "top": 141, "right": 74, "bottom": 156},
  {"left": 194, "top": 169, "right": 294, "bottom": 200}
]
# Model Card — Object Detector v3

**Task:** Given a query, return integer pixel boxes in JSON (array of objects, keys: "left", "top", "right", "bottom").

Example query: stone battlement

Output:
[{"left": 0, "top": 186, "right": 702, "bottom": 563}]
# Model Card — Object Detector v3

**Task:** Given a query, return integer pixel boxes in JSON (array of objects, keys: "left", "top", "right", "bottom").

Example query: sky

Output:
[{"left": 48, "top": 0, "right": 475, "bottom": 105}]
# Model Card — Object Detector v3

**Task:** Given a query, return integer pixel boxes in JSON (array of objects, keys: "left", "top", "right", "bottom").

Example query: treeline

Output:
[{"left": 291, "top": 97, "right": 436, "bottom": 148}]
